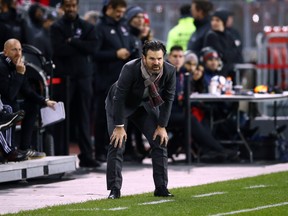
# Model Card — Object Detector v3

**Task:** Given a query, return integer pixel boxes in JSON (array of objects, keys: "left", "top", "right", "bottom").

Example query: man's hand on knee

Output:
[{"left": 110, "top": 126, "right": 127, "bottom": 148}]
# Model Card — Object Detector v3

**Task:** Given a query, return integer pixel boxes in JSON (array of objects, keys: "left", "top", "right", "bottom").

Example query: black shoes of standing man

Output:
[
  {"left": 0, "top": 110, "right": 25, "bottom": 131},
  {"left": 107, "top": 186, "right": 174, "bottom": 199},
  {"left": 108, "top": 188, "right": 121, "bottom": 199}
]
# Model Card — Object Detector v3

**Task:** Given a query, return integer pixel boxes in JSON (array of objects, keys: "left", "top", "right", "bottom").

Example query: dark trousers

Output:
[
  {"left": 106, "top": 106, "right": 168, "bottom": 190},
  {"left": 53, "top": 76, "right": 93, "bottom": 158},
  {"left": 19, "top": 100, "right": 39, "bottom": 150},
  {"left": 169, "top": 111, "right": 226, "bottom": 153}
]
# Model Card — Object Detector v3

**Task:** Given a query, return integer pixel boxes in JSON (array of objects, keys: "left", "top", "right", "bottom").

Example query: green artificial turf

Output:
[{"left": 5, "top": 171, "right": 288, "bottom": 216}]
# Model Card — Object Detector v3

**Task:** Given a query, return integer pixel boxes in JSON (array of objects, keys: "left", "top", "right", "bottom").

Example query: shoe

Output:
[
  {"left": 224, "top": 149, "right": 240, "bottom": 161},
  {"left": 154, "top": 186, "right": 174, "bottom": 197},
  {"left": 108, "top": 188, "right": 121, "bottom": 199},
  {"left": 0, "top": 110, "right": 25, "bottom": 131},
  {"left": 4, "top": 150, "right": 28, "bottom": 162},
  {"left": 79, "top": 157, "right": 101, "bottom": 168},
  {"left": 24, "top": 149, "right": 46, "bottom": 159}
]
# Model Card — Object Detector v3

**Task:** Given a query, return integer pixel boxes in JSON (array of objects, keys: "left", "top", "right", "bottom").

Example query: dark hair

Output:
[
  {"left": 180, "top": 4, "right": 191, "bottom": 17},
  {"left": 142, "top": 40, "right": 167, "bottom": 57},
  {"left": 169, "top": 45, "right": 183, "bottom": 54},
  {"left": 102, "top": 0, "right": 127, "bottom": 13},
  {"left": 192, "top": 0, "right": 213, "bottom": 16},
  {"left": 61, "top": 0, "right": 79, "bottom": 5}
]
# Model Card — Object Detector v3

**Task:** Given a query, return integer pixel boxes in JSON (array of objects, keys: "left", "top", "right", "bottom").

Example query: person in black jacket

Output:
[
  {"left": 105, "top": 40, "right": 176, "bottom": 199},
  {"left": 93, "top": 0, "right": 133, "bottom": 162},
  {"left": 0, "top": 0, "right": 28, "bottom": 50},
  {"left": 187, "top": 0, "right": 214, "bottom": 56},
  {"left": 203, "top": 9, "right": 243, "bottom": 80},
  {"left": 50, "top": 0, "right": 100, "bottom": 167},
  {"left": 0, "top": 39, "right": 56, "bottom": 159}
]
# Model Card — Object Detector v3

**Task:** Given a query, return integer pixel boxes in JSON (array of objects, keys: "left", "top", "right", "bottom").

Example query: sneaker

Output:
[
  {"left": 24, "top": 149, "right": 46, "bottom": 159},
  {"left": 0, "top": 110, "right": 25, "bottom": 131},
  {"left": 79, "top": 157, "right": 101, "bottom": 168},
  {"left": 4, "top": 150, "right": 28, "bottom": 162}
]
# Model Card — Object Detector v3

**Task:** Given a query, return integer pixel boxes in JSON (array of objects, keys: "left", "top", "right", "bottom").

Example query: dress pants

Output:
[{"left": 106, "top": 106, "right": 168, "bottom": 190}]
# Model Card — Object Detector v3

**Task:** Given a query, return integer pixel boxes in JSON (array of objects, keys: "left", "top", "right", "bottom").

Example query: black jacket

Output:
[
  {"left": 203, "top": 30, "right": 244, "bottom": 77},
  {"left": 50, "top": 15, "right": 97, "bottom": 78},
  {"left": 0, "top": 54, "right": 46, "bottom": 111},
  {"left": 94, "top": 15, "right": 134, "bottom": 92},
  {"left": 187, "top": 16, "right": 211, "bottom": 56},
  {"left": 105, "top": 58, "right": 176, "bottom": 128}
]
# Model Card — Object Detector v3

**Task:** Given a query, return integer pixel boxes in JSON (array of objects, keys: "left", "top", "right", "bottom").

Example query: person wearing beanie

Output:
[
  {"left": 141, "top": 12, "right": 153, "bottom": 43},
  {"left": 184, "top": 51, "right": 199, "bottom": 73},
  {"left": 166, "top": 4, "right": 196, "bottom": 52},
  {"left": 203, "top": 8, "right": 243, "bottom": 80}
]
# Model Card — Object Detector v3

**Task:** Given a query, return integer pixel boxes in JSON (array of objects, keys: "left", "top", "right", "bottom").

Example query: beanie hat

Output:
[
  {"left": 199, "top": 47, "right": 219, "bottom": 63},
  {"left": 143, "top": 12, "right": 150, "bottom": 25},
  {"left": 184, "top": 52, "right": 198, "bottom": 65},
  {"left": 125, "top": 6, "right": 144, "bottom": 23},
  {"left": 212, "top": 9, "right": 230, "bottom": 25}
]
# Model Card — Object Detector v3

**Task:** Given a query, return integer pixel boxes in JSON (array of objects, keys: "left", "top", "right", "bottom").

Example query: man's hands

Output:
[
  {"left": 15, "top": 57, "right": 25, "bottom": 74},
  {"left": 116, "top": 48, "right": 130, "bottom": 60},
  {"left": 110, "top": 126, "right": 127, "bottom": 148},
  {"left": 153, "top": 126, "right": 169, "bottom": 147},
  {"left": 46, "top": 100, "right": 57, "bottom": 110}
]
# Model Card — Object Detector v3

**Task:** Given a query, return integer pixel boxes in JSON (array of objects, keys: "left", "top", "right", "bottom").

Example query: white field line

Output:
[
  {"left": 244, "top": 184, "right": 269, "bottom": 189},
  {"left": 193, "top": 192, "right": 226, "bottom": 198},
  {"left": 209, "top": 202, "right": 288, "bottom": 216},
  {"left": 138, "top": 199, "right": 174, "bottom": 205},
  {"left": 66, "top": 207, "right": 128, "bottom": 211}
]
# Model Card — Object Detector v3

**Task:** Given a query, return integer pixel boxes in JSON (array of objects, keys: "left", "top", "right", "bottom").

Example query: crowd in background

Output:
[{"left": 0, "top": 0, "right": 255, "bottom": 165}]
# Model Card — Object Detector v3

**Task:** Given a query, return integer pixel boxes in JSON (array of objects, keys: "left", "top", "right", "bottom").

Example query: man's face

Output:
[
  {"left": 168, "top": 50, "right": 184, "bottom": 71},
  {"left": 62, "top": 0, "right": 78, "bottom": 20},
  {"left": 211, "top": 16, "right": 225, "bottom": 32},
  {"left": 143, "top": 50, "right": 164, "bottom": 74},
  {"left": 184, "top": 60, "right": 198, "bottom": 73},
  {"left": 130, "top": 13, "right": 144, "bottom": 30},
  {"left": 107, "top": 5, "right": 126, "bottom": 22},
  {"left": 3, "top": 40, "right": 22, "bottom": 65},
  {"left": 205, "top": 58, "right": 220, "bottom": 71}
]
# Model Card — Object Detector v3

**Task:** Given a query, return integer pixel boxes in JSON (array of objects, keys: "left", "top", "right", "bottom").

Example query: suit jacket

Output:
[{"left": 105, "top": 58, "right": 176, "bottom": 128}]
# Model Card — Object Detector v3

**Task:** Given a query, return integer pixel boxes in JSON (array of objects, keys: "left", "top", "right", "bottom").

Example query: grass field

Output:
[{"left": 5, "top": 171, "right": 288, "bottom": 216}]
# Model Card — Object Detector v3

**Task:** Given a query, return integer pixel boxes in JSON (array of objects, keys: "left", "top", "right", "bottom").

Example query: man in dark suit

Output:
[{"left": 105, "top": 41, "right": 176, "bottom": 199}]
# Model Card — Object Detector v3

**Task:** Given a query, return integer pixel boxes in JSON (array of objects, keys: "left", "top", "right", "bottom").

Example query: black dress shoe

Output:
[
  {"left": 79, "top": 158, "right": 101, "bottom": 168},
  {"left": 108, "top": 188, "right": 121, "bottom": 199},
  {"left": 5, "top": 150, "right": 28, "bottom": 162},
  {"left": 154, "top": 186, "right": 174, "bottom": 197}
]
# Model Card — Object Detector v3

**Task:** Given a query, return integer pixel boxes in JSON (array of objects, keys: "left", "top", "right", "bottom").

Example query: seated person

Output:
[
  {"left": 167, "top": 46, "right": 239, "bottom": 162},
  {"left": 0, "top": 39, "right": 56, "bottom": 159},
  {"left": 0, "top": 101, "right": 27, "bottom": 162}
]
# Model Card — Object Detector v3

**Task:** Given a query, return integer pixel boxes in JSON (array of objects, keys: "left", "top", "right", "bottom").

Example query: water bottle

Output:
[{"left": 225, "top": 76, "right": 233, "bottom": 95}]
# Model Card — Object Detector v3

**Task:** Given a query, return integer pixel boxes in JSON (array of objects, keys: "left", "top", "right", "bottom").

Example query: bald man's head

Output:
[{"left": 3, "top": 39, "right": 23, "bottom": 65}]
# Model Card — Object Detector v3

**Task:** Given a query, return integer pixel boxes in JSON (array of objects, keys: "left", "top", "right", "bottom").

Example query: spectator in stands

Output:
[
  {"left": 168, "top": 45, "right": 240, "bottom": 162},
  {"left": 187, "top": 0, "right": 213, "bottom": 56},
  {"left": 0, "top": 38, "right": 56, "bottom": 159},
  {"left": 93, "top": 0, "right": 132, "bottom": 163},
  {"left": 32, "top": 11, "right": 57, "bottom": 60},
  {"left": 199, "top": 46, "right": 223, "bottom": 88},
  {"left": 26, "top": 2, "right": 45, "bottom": 44},
  {"left": 0, "top": 0, "right": 28, "bottom": 50},
  {"left": 203, "top": 9, "right": 243, "bottom": 80},
  {"left": 50, "top": 0, "right": 100, "bottom": 167},
  {"left": 166, "top": 4, "right": 196, "bottom": 52},
  {"left": 141, "top": 12, "right": 153, "bottom": 43}
]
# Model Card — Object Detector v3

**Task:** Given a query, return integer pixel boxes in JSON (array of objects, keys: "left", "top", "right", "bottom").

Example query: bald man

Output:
[{"left": 0, "top": 38, "right": 56, "bottom": 159}]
